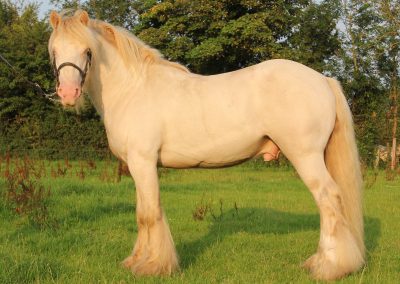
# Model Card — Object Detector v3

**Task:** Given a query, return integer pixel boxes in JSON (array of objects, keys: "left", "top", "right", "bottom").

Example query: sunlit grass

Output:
[{"left": 0, "top": 160, "right": 399, "bottom": 283}]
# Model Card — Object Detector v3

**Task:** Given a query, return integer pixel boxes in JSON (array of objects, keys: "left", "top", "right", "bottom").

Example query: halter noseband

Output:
[{"left": 53, "top": 49, "right": 92, "bottom": 88}]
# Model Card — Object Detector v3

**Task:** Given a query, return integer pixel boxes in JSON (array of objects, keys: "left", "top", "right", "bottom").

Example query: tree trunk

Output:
[{"left": 390, "top": 79, "right": 398, "bottom": 170}]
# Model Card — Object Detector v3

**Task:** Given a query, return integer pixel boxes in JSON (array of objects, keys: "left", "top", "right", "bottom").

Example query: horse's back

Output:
[{"left": 192, "top": 59, "right": 336, "bottom": 144}]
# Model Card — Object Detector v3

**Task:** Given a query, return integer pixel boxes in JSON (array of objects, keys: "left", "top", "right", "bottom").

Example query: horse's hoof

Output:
[
  {"left": 303, "top": 250, "right": 363, "bottom": 281},
  {"left": 122, "top": 255, "right": 135, "bottom": 269},
  {"left": 122, "top": 254, "right": 178, "bottom": 276},
  {"left": 303, "top": 252, "right": 343, "bottom": 280}
]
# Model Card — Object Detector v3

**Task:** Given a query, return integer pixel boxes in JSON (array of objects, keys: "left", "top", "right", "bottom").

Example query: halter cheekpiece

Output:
[{"left": 53, "top": 49, "right": 92, "bottom": 88}]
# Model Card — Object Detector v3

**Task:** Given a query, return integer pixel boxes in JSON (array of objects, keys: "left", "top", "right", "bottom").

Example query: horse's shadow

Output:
[{"left": 177, "top": 207, "right": 380, "bottom": 269}]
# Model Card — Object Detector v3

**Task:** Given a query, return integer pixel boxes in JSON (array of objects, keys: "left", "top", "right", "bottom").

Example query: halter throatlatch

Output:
[{"left": 53, "top": 49, "right": 92, "bottom": 89}]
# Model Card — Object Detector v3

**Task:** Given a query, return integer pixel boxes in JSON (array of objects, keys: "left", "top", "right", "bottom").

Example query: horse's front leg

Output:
[{"left": 122, "top": 153, "right": 179, "bottom": 275}]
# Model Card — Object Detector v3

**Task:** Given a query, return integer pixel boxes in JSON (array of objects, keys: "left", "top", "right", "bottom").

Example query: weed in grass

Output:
[
  {"left": 76, "top": 162, "right": 86, "bottom": 180},
  {"left": 193, "top": 195, "right": 237, "bottom": 221},
  {"left": 119, "top": 160, "right": 130, "bottom": 176},
  {"left": 50, "top": 165, "right": 57, "bottom": 178},
  {"left": 193, "top": 194, "right": 211, "bottom": 221},
  {"left": 4, "top": 167, "right": 52, "bottom": 229},
  {"left": 361, "top": 161, "right": 379, "bottom": 189},
  {"left": 86, "top": 159, "right": 97, "bottom": 170},
  {"left": 16, "top": 156, "right": 46, "bottom": 179},
  {"left": 157, "top": 167, "right": 169, "bottom": 178},
  {"left": 234, "top": 201, "right": 239, "bottom": 217},
  {"left": 210, "top": 199, "right": 224, "bottom": 221},
  {"left": 4, "top": 151, "right": 11, "bottom": 178},
  {"left": 385, "top": 168, "right": 396, "bottom": 181},
  {"left": 57, "top": 161, "right": 68, "bottom": 177},
  {"left": 100, "top": 159, "right": 121, "bottom": 183},
  {"left": 64, "top": 157, "right": 72, "bottom": 169},
  {"left": 99, "top": 166, "right": 111, "bottom": 182},
  {"left": 115, "top": 160, "right": 130, "bottom": 182},
  {"left": 193, "top": 203, "right": 209, "bottom": 221},
  {"left": 29, "top": 159, "right": 46, "bottom": 179},
  {"left": 365, "top": 170, "right": 378, "bottom": 189}
]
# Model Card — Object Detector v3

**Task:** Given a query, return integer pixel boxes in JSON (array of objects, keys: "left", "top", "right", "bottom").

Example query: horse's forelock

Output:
[{"left": 49, "top": 10, "right": 97, "bottom": 52}]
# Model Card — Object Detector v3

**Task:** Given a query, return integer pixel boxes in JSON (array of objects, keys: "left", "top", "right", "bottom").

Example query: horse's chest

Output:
[{"left": 104, "top": 121, "right": 129, "bottom": 162}]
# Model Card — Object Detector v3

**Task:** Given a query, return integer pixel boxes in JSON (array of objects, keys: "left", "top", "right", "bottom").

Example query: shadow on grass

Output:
[
  {"left": 63, "top": 202, "right": 135, "bottom": 224},
  {"left": 177, "top": 207, "right": 380, "bottom": 270},
  {"left": 364, "top": 216, "right": 381, "bottom": 261}
]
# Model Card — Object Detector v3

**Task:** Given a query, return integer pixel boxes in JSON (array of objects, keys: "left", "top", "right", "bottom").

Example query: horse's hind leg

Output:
[
  {"left": 291, "top": 152, "right": 364, "bottom": 280},
  {"left": 122, "top": 154, "right": 178, "bottom": 275}
]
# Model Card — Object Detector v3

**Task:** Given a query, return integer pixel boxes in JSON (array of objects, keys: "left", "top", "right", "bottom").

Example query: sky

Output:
[{"left": 27, "top": 0, "right": 56, "bottom": 19}]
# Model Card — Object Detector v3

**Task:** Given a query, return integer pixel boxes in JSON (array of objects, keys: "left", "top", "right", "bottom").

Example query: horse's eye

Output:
[
  {"left": 86, "top": 49, "right": 92, "bottom": 61},
  {"left": 52, "top": 52, "right": 57, "bottom": 64}
]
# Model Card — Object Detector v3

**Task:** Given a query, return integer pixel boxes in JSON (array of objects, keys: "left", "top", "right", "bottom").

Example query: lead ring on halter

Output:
[{"left": 53, "top": 49, "right": 92, "bottom": 89}]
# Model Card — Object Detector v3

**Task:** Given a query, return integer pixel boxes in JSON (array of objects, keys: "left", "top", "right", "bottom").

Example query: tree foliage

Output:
[
  {"left": 0, "top": 1, "right": 108, "bottom": 159},
  {"left": 133, "top": 0, "right": 340, "bottom": 74},
  {"left": 0, "top": 1, "right": 52, "bottom": 121},
  {"left": 338, "top": 0, "right": 400, "bottom": 162}
]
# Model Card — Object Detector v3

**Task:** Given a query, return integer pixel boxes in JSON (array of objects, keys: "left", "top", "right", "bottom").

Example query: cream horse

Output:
[{"left": 48, "top": 10, "right": 364, "bottom": 280}]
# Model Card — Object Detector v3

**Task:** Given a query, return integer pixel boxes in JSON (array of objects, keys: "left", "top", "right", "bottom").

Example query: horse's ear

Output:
[
  {"left": 49, "top": 11, "right": 61, "bottom": 29},
  {"left": 78, "top": 10, "right": 89, "bottom": 26},
  {"left": 102, "top": 24, "right": 117, "bottom": 44},
  {"left": 141, "top": 49, "right": 157, "bottom": 64}
]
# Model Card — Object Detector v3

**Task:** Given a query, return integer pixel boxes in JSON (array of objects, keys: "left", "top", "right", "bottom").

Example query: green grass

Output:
[{"left": 0, "top": 161, "right": 399, "bottom": 283}]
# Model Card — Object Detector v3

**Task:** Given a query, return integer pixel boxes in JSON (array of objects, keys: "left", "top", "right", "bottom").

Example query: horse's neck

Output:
[
  {"left": 86, "top": 43, "right": 139, "bottom": 118},
  {"left": 86, "top": 43, "right": 190, "bottom": 120}
]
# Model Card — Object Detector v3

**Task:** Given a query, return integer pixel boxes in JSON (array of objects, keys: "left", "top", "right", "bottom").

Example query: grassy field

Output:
[{"left": 0, "top": 159, "right": 399, "bottom": 283}]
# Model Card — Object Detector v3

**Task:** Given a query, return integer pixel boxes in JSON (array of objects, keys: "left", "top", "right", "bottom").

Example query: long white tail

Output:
[{"left": 325, "top": 78, "right": 365, "bottom": 259}]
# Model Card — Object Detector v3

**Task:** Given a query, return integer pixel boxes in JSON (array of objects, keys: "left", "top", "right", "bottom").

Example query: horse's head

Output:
[{"left": 48, "top": 10, "right": 92, "bottom": 106}]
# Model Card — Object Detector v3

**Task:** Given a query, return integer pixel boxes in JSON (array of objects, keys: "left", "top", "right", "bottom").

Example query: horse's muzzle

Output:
[{"left": 57, "top": 83, "right": 81, "bottom": 106}]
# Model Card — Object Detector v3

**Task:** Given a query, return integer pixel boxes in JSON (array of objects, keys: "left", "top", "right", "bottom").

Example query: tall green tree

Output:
[
  {"left": 290, "top": 0, "right": 341, "bottom": 73},
  {"left": 0, "top": 1, "right": 109, "bottom": 158},
  {"left": 0, "top": 1, "right": 52, "bottom": 123},
  {"left": 373, "top": 0, "right": 400, "bottom": 169},
  {"left": 338, "top": 0, "right": 400, "bottom": 166},
  {"left": 133, "top": 0, "right": 340, "bottom": 74}
]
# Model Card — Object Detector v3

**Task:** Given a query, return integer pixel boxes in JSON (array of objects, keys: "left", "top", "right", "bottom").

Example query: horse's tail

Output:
[{"left": 325, "top": 78, "right": 365, "bottom": 259}]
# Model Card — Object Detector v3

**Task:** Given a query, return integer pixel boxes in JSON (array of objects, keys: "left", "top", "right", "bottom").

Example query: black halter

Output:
[{"left": 53, "top": 49, "right": 92, "bottom": 88}]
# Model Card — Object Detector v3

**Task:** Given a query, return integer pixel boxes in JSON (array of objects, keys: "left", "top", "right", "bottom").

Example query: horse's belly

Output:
[
  {"left": 158, "top": 150, "right": 251, "bottom": 168},
  {"left": 158, "top": 136, "right": 266, "bottom": 168}
]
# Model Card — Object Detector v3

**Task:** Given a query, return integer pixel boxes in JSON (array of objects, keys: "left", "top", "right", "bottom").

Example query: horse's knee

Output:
[{"left": 137, "top": 208, "right": 162, "bottom": 228}]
